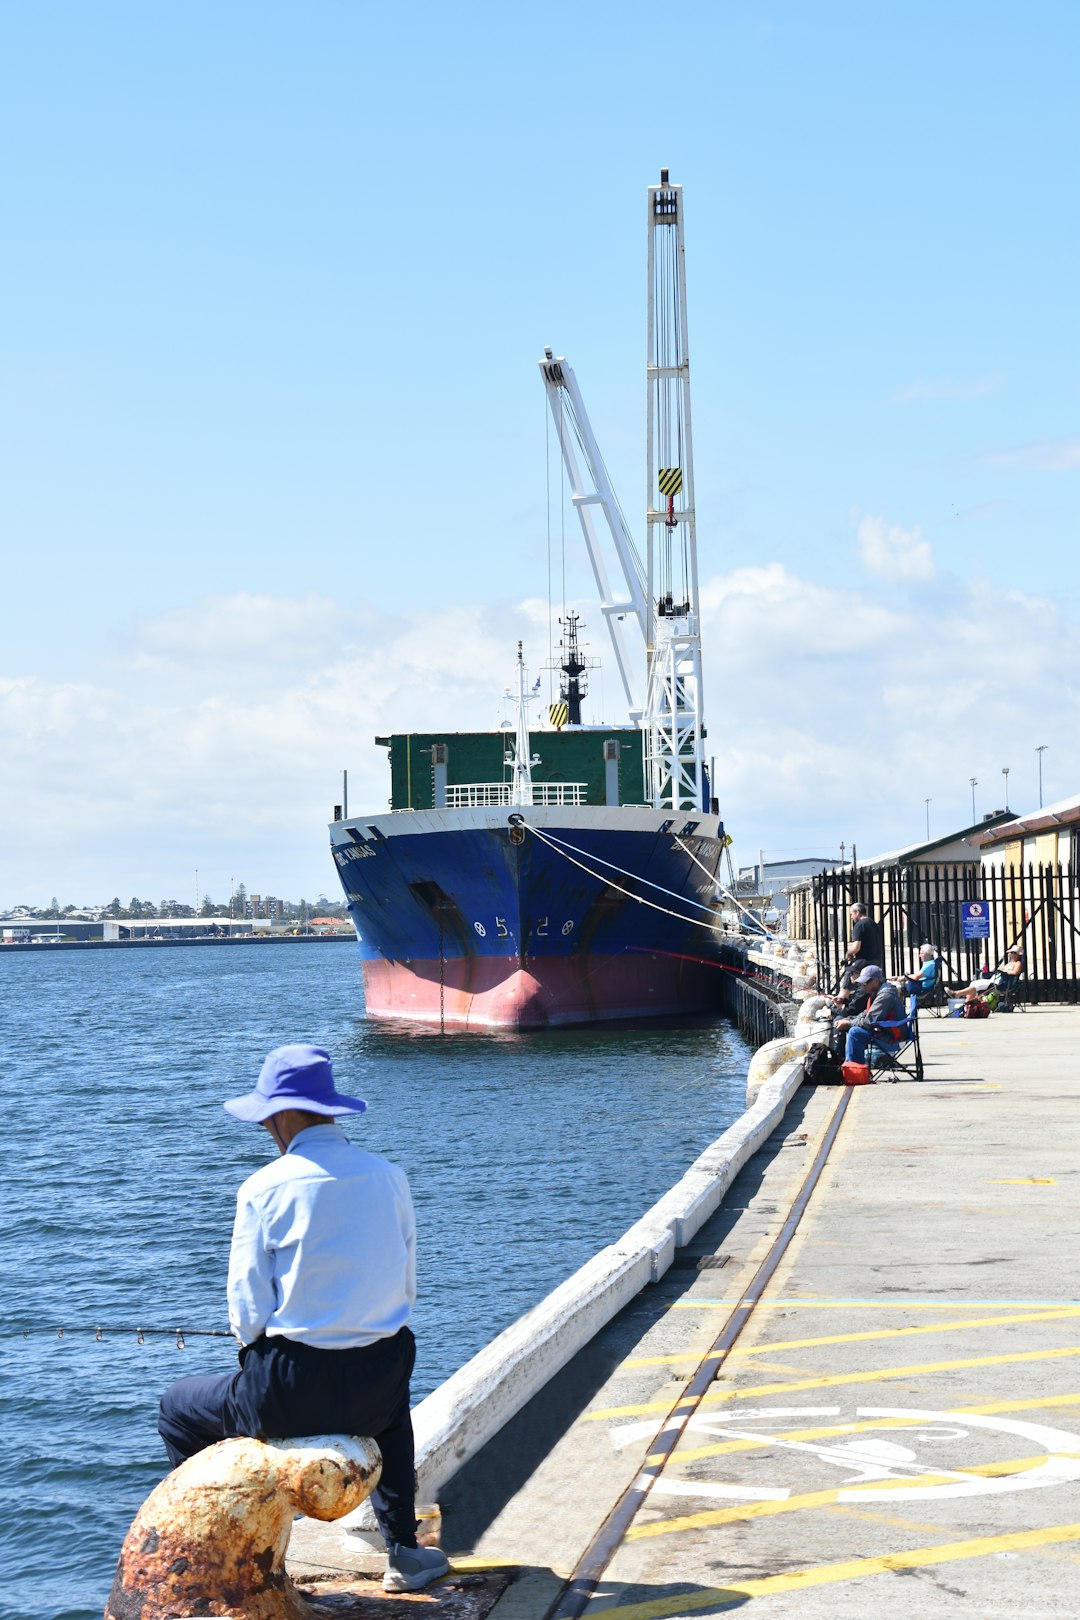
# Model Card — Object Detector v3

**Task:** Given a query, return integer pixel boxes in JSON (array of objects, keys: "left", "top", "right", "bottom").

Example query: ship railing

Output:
[
  {"left": 534, "top": 783, "right": 587, "bottom": 806},
  {"left": 446, "top": 784, "right": 511, "bottom": 807},
  {"left": 445, "top": 782, "right": 588, "bottom": 808}
]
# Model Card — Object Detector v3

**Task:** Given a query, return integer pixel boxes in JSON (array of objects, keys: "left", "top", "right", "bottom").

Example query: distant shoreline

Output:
[{"left": 0, "top": 934, "right": 356, "bottom": 954}]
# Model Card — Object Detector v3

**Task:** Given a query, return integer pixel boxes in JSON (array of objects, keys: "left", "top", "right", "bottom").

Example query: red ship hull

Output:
[{"left": 362, "top": 950, "right": 722, "bottom": 1031}]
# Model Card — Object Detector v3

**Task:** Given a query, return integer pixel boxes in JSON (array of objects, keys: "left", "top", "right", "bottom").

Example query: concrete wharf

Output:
[{"left": 290, "top": 1006, "right": 1080, "bottom": 1618}]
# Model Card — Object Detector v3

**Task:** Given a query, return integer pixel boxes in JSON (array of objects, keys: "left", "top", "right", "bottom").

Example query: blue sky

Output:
[{"left": 1, "top": 1, "right": 1077, "bottom": 904}]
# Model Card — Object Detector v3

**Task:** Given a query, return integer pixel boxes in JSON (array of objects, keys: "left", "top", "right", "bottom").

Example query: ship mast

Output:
[
  {"left": 559, "top": 613, "right": 588, "bottom": 726},
  {"left": 642, "top": 169, "right": 706, "bottom": 811},
  {"left": 505, "top": 643, "right": 540, "bottom": 806}
]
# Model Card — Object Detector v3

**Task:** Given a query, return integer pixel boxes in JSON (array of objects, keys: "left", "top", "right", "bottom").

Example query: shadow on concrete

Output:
[
  {"left": 296, "top": 1570, "right": 512, "bottom": 1618},
  {"left": 439, "top": 1086, "right": 817, "bottom": 1552}
]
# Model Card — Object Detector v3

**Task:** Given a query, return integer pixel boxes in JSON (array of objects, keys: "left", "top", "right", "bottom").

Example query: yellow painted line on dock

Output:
[
  {"left": 965, "top": 1392, "right": 1080, "bottom": 1417},
  {"left": 591, "top": 1522, "right": 1080, "bottom": 1619},
  {"left": 622, "top": 1306, "right": 1080, "bottom": 1369},
  {"left": 625, "top": 1452, "right": 1070, "bottom": 1543},
  {"left": 667, "top": 1295, "right": 1076, "bottom": 1311},
  {"left": 584, "top": 1344, "right": 1080, "bottom": 1421},
  {"left": 987, "top": 1177, "right": 1057, "bottom": 1185}
]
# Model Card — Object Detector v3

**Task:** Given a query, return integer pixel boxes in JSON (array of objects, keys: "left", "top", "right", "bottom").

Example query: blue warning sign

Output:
[{"left": 961, "top": 900, "right": 991, "bottom": 940}]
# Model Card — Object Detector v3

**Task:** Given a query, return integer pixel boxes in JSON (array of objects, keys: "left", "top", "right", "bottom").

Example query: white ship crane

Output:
[
  {"left": 538, "top": 351, "right": 647, "bottom": 722},
  {"left": 539, "top": 169, "right": 707, "bottom": 811},
  {"left": 643, "top": 169, "right": 706, "bottom": 812}
]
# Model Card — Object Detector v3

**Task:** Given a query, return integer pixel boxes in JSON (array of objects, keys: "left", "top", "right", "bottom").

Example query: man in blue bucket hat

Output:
[{"left": 157, "top": 1044, "right": 450, "bottom": 1593}]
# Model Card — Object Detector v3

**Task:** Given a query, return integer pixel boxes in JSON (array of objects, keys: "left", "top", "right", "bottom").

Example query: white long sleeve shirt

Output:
[{"left": 226, "top": 1123, "right": 416, "bottom": 1348}]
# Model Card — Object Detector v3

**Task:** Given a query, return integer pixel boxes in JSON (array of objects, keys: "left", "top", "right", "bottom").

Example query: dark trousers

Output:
[{"left": 158, "top": 1327, "right": 418, "bottom": 1547}]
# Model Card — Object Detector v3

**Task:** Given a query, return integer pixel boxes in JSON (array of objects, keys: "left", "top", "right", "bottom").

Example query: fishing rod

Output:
[{"left": 11, "top": 1325, "right": 233, "bottom": 1348}]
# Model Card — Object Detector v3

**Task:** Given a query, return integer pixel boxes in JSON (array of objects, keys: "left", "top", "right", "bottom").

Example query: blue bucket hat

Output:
[{"left": 224, "top": 1044, "right": 367, "bottom": 1122}]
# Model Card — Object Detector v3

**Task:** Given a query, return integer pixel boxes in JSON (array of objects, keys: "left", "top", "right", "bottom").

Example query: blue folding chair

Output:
[
  {"left": 920, "top": 956, "right": 946, "bottom": 1018},
  {"left": 869, "top": 993, "right": 925, "bottom": 1082}
]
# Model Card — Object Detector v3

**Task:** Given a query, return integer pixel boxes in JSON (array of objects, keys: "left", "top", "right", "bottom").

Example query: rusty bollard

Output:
[{"left": 106, "top": 1433, "right": 382, "bottom": 1620}]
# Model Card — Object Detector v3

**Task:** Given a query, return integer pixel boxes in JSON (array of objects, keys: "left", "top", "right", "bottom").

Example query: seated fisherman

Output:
[
  {"left": 833, "top": 965, "right": 907, "bottom": 1066},
  {"left": 157, "top": 1044, "right": 450, "bottom": 1595},
  {"left": 946, "top": 949, "right": 1023, "bottom": 1004},
  {"left": 895, "top": 943, "right": 938, "bottom": 999},
  {"left": 824, "top": 971, "right": 873, "bottom": 1019}
]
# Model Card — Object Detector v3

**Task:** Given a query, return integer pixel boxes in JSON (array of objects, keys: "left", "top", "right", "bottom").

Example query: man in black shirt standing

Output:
[{"left": 847, "top": 902, "right": 885, "bottom": 975}]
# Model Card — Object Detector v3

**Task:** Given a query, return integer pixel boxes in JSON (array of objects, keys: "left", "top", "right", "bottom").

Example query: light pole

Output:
[
  {"left": 1002, "top": 766, "right": 1010, "bottom": 809},
  {"left": 1036, "top": 744, "right": 1047, "bottom": 808},
  {"left": 925, "top": 798, "right": 931, "bottom": 840},
  {"left": 970, "top": 777, "right": 977, "bottom": 822}
]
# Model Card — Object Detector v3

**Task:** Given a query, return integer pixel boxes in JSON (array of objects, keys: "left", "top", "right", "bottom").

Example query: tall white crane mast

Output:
[
  {"left": 643, "top": 170, "right": 706, "bottom": 811},
  {"left": 539, "top": 169, "right": 707, "bottom": 812}
]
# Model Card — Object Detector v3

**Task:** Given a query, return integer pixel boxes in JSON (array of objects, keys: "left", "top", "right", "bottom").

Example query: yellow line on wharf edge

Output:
[
  {"left": 626, "top": 1452, "right": 1072, "bottom": 1542},
  {"left": 667, "top": 1297, "right": 1080, "bottom": 1311},
  {"left": 584, "top": 1344, "right": 1080, "bottom": 1421},
  {"left": 589, "top": 1522, "right": 1080, "bottom": 1620},
  {"left": 622, "top": 1306, "right": 1080, "bottom": 1366}
]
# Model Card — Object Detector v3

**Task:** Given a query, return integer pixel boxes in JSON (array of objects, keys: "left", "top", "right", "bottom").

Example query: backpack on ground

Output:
[
  {"left": 804, "top": 1042, "right": 845, "bottom": 1085},
  {"left": 964, "top": 997, "right": 991, "bottom": 1019}
]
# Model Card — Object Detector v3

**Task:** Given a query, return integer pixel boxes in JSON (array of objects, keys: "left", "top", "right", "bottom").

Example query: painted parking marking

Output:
[
  {"left": 589, "top": 1521, "right": 1080, "bottom": 1620},
  {"left": 620, "top": 1406, "right": 1080, "bottom": 1526},
  {"left": 622, "top": 1305, "right": 1080, "bottom": 1368},
  {"left": 607, "top": 1392, "right": 1080, "bottom": 1465},
  {"left": 609, "top": 1405, "right": 1080, "bottom": 1517},
  {"left": 728, "top": 1306, "right": 1079, "bottom": 1359},
  {"left": 585, "top": 1343, "right": 1080, "bottom": 1421}
]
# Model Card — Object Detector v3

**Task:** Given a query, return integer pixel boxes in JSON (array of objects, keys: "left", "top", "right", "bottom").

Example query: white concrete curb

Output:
[{"left": 339, "top": 1054, "right": 805, "bottom": 1529}]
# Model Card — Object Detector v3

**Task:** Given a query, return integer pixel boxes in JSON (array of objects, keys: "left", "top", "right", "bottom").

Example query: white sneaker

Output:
[{"left": 383, "top": 1542, "right": 451, "bottom": 1592}]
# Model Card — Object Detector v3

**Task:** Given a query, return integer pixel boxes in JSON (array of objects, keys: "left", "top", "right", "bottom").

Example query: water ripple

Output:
[{"left": 0, "top": 942, "right": 750, "bottom": 1617}]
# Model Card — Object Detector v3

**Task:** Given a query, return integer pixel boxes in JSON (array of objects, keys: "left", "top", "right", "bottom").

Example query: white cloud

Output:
[
  {"left": 0, "top": 595, "right": 553, "bottom": 904},
  {"left": 1, "top": 570, "right": 1076, "bottom": 904},
  {"left": 984, "top": 436, "right": 1080, "bottom": 472},
  {"left": 702, "top": 563, "right": 902, "bottom": 655},
  {"left": 855, "top": 513, "right": 935, "bottom": 581},
  {"left": 893, "top": 374, "right": 1006, "bottom": 404}
]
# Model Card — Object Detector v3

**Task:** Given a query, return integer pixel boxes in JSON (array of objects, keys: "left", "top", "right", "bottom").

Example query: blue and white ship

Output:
[{"left": 330, "top": 173, "right": 730, "bottom": 1029}]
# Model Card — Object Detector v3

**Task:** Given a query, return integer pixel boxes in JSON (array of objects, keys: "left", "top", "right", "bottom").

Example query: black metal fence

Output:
[{"left": 812, "top": 862, "right": 1080, "bottom": 1003}]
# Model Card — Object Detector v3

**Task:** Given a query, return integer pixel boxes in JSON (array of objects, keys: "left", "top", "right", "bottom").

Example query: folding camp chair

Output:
[
  {"left": 993, "top": 966, "right": 1027, "bottom": 1013},
  {"left": 918, "top": 956, "right": 947, "bottom": 1018},
  {"left": 868, "top": 993, "right": 924, "bottom": 1082}
]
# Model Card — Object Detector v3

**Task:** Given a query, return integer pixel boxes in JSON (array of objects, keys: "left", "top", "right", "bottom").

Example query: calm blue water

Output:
[{"left": 0, "top": 942, "right": 751, "bottom": 1619}]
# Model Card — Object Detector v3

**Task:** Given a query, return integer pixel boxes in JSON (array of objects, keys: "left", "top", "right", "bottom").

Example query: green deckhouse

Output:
[{"left": 375, "top": 727, "right": 645, "bottom": 812}]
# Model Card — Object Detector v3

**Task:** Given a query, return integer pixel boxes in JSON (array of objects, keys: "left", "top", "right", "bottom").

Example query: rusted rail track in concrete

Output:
[{"left": 546, "top": 1083, "right": 855, "bottom": 1620}]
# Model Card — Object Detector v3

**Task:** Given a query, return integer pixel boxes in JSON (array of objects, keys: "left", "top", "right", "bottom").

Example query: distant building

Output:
[
  {"left": 969, "top": 793, "right": 1080, "bottom": 872},
  {"left": 736, "top": 858, "right": 835, "bottom": 925},
  {"left": 826, "top": 812, "right": 1014, "bottom": 873}
]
